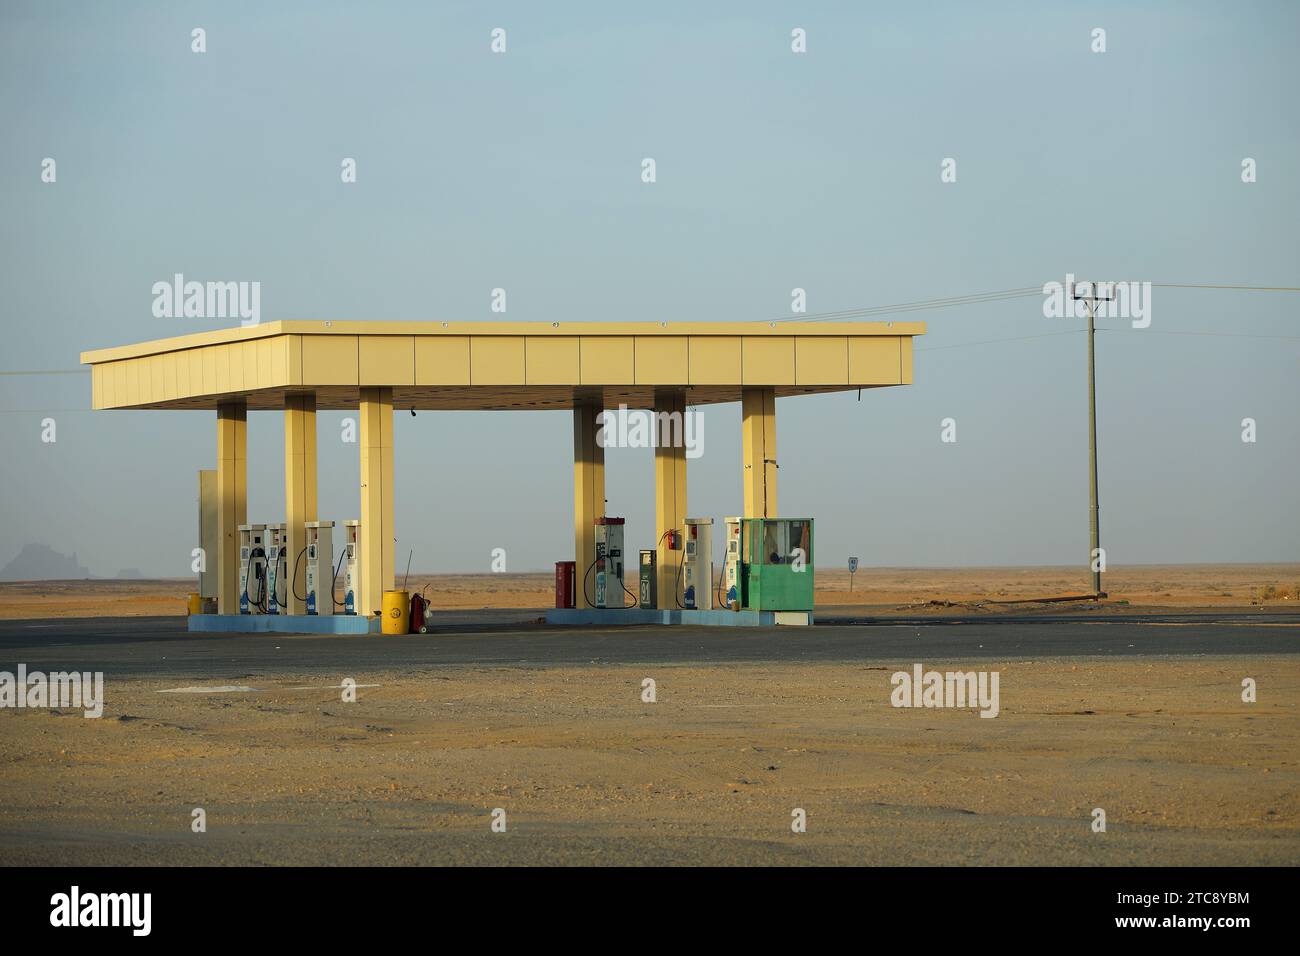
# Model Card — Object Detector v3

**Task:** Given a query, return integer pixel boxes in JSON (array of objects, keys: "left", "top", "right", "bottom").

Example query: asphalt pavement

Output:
[{"left": 0, "top": 609, "right": 1295, "bottom": 678}]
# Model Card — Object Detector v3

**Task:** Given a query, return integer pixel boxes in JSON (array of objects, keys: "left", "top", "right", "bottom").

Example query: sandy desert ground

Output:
[
  {"left": 1, "top": 567, "right": 1295, "bottom": 866},
  {"left": 0, "top": 564, "right": 1297, "bottom": 619},
  {"left": 0, "top": 656, "right": 1294, "bottom": 865}
]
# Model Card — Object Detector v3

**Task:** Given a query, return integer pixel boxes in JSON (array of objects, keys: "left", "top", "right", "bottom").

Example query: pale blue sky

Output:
[{"left": 1, "top": 0, "right": 1296, "bottom": 577}]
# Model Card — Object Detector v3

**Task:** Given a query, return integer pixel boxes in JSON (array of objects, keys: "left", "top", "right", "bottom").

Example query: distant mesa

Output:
[
  {"left": 0, "top": 543, "right": 93, "bottom": 582},
  {"left": 116, "top": 568, "right": 144, "bottom": 579}
]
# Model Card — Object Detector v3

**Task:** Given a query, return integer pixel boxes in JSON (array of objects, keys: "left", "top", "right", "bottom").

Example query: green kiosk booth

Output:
[{"left": 725, "top": 517, "right": 815, "bottom": 612}]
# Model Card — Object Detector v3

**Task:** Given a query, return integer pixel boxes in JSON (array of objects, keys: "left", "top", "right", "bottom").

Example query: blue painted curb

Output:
[
  {"left": 545, "top": 608, "right": 812, "bottom": 627},
  {"left": 187, "top": 614, "right": 381, "bottom": 634}
]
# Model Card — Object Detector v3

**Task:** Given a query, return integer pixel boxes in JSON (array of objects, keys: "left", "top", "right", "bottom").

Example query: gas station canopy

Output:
[
  {"left": 80, "top": 319, "right": 924, "bottom": 622},
  {"left": 79, "top": 320, "right": 923, "bottom": 411}
]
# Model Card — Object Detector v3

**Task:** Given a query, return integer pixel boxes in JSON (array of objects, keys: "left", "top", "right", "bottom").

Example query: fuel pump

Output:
[
  {"left": 238, "top": 523, "right": 267, "bottom": 615},
  {"left": 723, "top": 517, "right": 742, "bottom": 610},
  {"left": 304, "top": 520, "right": 334, "bottom": 616},
  {"left": 342, "top": 519, "right": 361, "bottom": 615},
  {"left": 638, "top": 550, "right": 657, "bottom": 609},
  {"left": 593, "top": 517, "right": 625, "bottom": 609},
  {"left": 682, "top": 518, "right": 714, "bottom": 610},
  {"left": 275, "top": 524, "right": 289, "bottom": 612},
  {"left": 265, "top": 524, "right": 285, "bottom": 615}
]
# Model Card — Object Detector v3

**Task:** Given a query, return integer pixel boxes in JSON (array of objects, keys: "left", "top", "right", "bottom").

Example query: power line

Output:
[
  {"left": 1, "top": 282, "right": 1295, "bottom": 377},
  {"left": 0, "top": 408, "right": 188, "bottom": 414},
  {"left": 920, "top": 327, "right": 1300, "bottom": 353},
  {"left": 915, "top": 330, "right": 1083, "bottom": 352},
  {"left": 780, "top": 288, "right": 1042, "bottom": 323},
  {"left": 0, "top": 369, "right": 89, "bottom": 376},
  {"left": 1097, "top": 328, "right": 1300, "bottom": 340},
  {"left": 774, "top": 281, "right": 1300, "bottom": 324},
  {"left": 1151, "top": 283, "right": 1300, "bottom": 292}
]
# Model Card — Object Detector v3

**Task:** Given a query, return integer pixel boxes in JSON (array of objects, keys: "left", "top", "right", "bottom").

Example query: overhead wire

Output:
[
  {"left": 773, "top": 282, "right": 1300, "bottom": 324},
  {"left": 1, "top": 283, "right": 1295, "bottom": 387}
]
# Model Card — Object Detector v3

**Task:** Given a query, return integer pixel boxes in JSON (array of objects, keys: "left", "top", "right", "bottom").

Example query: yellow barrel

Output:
[
  {"left": 186, "top": 592, "right": 203, "bottom": 616},
  {"left": 381, "top": 590, "right": 410, "bottom": 634}
]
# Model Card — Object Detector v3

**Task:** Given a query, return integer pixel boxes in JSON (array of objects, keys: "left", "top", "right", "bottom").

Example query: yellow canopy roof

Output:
[{"left": 80, "top": 320, "right": 923, "bottom": 411}]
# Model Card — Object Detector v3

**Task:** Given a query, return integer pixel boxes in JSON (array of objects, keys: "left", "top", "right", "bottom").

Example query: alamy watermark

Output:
[
  {"left": 0, "top": 664, "right": 103, "bottom": 718},
  {"left": 152, "top": 273, "right": 260, "bottom": 326},
  {"left": 1042, "top": 273, "right": 1150, "bottom": 328},
  {"left": 50, "top": 886, "right": 150, "bottom": 936},
  {"left": 890, "top": 663, "right": 999, "bottom": 718},
  {"left": 597, "top": 404, "right": 704, "bottom": 459}
]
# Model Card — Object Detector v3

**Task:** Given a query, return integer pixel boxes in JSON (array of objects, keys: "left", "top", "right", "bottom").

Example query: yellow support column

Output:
[
  {"left": 283, "top": 393, "right": 318, "bottom": 616},
  {"left": 359, "top": 387, "right": 394, "bottom": 620},
  {"left": 216, "top": 401, "right": 247, "bottom": 614},
  {"left": 742, "top": 387, "right": 778, "bottom": 518},
  {"left": 573, "top": 401, "right": 606, "bottom": 608},
  {"left": 654, "top": 389, "right": 687, "bottom": 609}
]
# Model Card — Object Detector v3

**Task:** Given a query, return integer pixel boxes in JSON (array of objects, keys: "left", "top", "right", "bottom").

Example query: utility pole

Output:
[{"left": 1072, "top": 281, "right": 1114, "bottom": 598}]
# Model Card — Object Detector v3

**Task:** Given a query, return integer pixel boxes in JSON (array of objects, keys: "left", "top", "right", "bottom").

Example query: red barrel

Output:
[{"left": 555, "top": 561, "right": 576, "bottom": 609}]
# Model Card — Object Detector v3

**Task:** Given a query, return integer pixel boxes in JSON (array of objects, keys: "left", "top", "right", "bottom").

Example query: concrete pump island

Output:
[{"left": 79, "top": 320, "right": 922, "bottom": 633}]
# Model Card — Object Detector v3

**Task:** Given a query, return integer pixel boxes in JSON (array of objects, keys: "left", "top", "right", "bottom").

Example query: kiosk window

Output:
[
  {"left": 763, "top": 521, "right": 787, "bottom": 565},
  {"left": 788, "top": 520, "right": 811, "bottom": 564}
]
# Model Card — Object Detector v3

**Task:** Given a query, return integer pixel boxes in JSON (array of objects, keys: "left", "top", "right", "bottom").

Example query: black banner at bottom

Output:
[{"left": 0, "top": 866, "right": 1282, "bottom": 940}]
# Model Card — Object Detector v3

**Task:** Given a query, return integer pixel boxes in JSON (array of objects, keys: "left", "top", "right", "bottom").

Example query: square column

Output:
[
  {"left": 216, "top": 401, "right": 247, "bottom": 614},
  {"left": 283, "top": 393, "right": 318, "bottom": 615},
  {"left": 573, "top": 401, "right": 606, "bottom": 608},
  {"left": 742, "top": 387, "right": 778, "bottom": 518},
  {"left": 654, "top": 389, "right": 687, "bottom": 609},
  {"left": 359, "top": 387, "right": 394, "bottom": 619}
]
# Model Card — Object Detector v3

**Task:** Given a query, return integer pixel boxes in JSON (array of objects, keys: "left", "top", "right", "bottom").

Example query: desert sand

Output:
[
  {"left": 1, "top": 567, "right": 1296, "bottom": 865},
  {"left": 0, "top": 656, "right": 1294, "bottom": 865},
  {"left": 0, "top": 564, "right": 1297, "bottom": 620}
]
